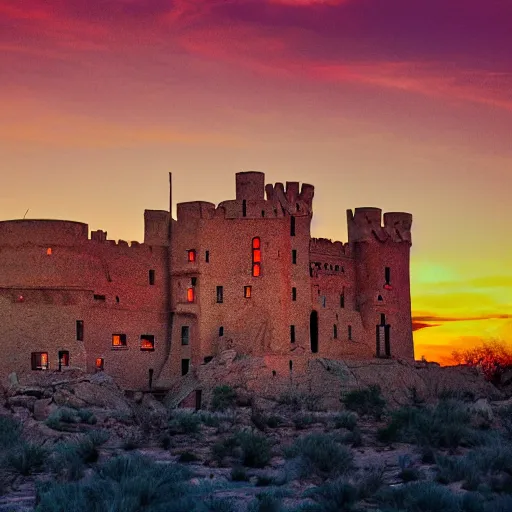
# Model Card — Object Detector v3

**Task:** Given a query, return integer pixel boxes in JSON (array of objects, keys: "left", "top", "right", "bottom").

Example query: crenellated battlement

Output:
[
  {"left": 265, "top": 181, "right": 314, "bottom": 217},
  {"left": 347, "top": 208, "right": 412, "bottom": 244},
  {"left": 310, "top": 238, "right": 349, "bottom": 257}
]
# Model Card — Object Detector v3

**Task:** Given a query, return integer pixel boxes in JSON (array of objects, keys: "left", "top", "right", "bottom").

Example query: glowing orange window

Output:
[
  {"left": 140, "top": 335, "right": 155, "bottom": 351},
  {"left": 40, "top": 353, "right": 48, "bottom": 367},
  {"left": 187, "top": 250, "right": 196, "bottom": 262},
  {"left": 112, "top": 334, "right": 127, "bottom": 347},
  {"left": 187, "top": 287, "right": 195, "bottom": 302},
  {"left": 96, "top": 358, "right": 104, "bottom": 370},
  {"left": 46, "top": 248, "right": 52, "bottom": 255},
  {"left": 252, "top": 237, "right": 261, "bottom": 277},
  {"left": 244, "top": 286, "right": 252, "bottom": 298}
]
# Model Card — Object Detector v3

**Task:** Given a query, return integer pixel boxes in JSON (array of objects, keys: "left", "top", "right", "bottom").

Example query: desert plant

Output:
[
  {"left": 169, "top": 410, "right": 202, "bottom": 434},
  {"left": 247, "top": 492, "right": 283, "bottom": 512},
  {"left": 342, "top": 385, "right": 386, "bottom": 420},
  {"left": 211, "top": 385, "right": 237, "bottom": 411},
  {"left": 0, "top": 416, "right": 22, "bottom": 448},
  {"left": 304, "top": 479, "right": 359, "bottom": 512},
  {"left": 237, "top": 431, "right": 272, "bottom": 468},
  {"left": 231, "top": 465, "right": 249, "bottom": 481},
  {"left": 284, "top": 433, "right": 354, "bottom": 479},
  {"left": 6, "top": 442, "right": 47, "bottom": 476},
  {"left": 333, "top": 412, "right": 358, "bottom": 431},
  {"left": 179, "top": 451, "right": 199, "bottom": 463}
]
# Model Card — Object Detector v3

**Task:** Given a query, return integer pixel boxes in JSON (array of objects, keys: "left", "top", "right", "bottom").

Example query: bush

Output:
[
  {"left": 212, "top": 431, "right": 271, "bottom": 468},
  {"left": 0, "top": 416, "right": 22, "bottom": 448},
  {"left": 377, "top": 400, "right": 482, "bottom": 451},
  {"left": 278, "top": 390, "right": 323, "bottom": 412},
  {"left": 293, "top": 413, "right": 316, "bottom": 430},
  {"left": 169, "top": 411, "right": 202, "bottom": 434},
  {"left": 342, "top": 385, "right": 386, "bottom": 420},
  {"left": 333, "top": 412, "right": 357, "bottom": 431},
  {"left": 6, "top": 442, "right": 46, "bottom": 476},
  {"left": 305, "top": 479, "right": 359, "bottom": 512},
  {"left": 247, "top": 492, "right": 283, "bottom": 512},
  {"left": 178, "top": 451, "right": 199, "bottom": 463},
  {"left": 45, "top": 407, "right": 96, "bottom": 431},
  {"left": 284, "top": 434, "right": 354, "bottom": 479},
  {"left": 357, "top": 467, "right": 385, "bottom": 499},
  {"left": 231, "top": 466, "right": 249, "bottom": 481},
  {"left": 211, "top": 386, "right": 237, "bottom": 411},
  {"left": 376, "top": 482, "right": 461, "bottom": 512}
]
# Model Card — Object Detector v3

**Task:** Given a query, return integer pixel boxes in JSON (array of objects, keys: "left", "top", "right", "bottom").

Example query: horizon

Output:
[{"left": 1, "top": 0, "right": 511, "bottom": 365}]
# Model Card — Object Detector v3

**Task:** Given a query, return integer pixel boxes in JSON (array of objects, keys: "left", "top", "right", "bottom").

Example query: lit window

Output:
[
  {"left": 96, "top": 358, "right": 104, "bottom": 371},
  {"left": 188, "top": 250, "right": 196, "bottom": 262},
  {"left": 244, "top": 286, "right": 252, "bottom": 298},
  {"left": 187, "top": 287, "right": 195, "bottom": 302},
  {"left": 58, "top": 350, "right": 70, "bottom": 366},
  {"left": 46, "top": 248, "right": 52, "bottom": 256},
  {"left": 181, "top": 326, "right": 190, "bottom": 345},
  {"left": 252, "top": 237, "right": 261, "bottom": 277},
  {"left": 112, "top": 334, "right": 127, "bottom": 347},
  {"left": 140, "top": 335, "right": 155, "bottom": 351},
  {"left": 216, "top": 286, "right": 223, "bottom": 303},
  {"left": 31, "top": 352, "right": 49, "bottom": 370}
]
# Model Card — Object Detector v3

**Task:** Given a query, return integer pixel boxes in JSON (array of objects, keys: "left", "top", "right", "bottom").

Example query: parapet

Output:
[
  {"left": 0, "top": 220, "right": 88, "bottom": 247},
  {"left": 144, "top": 210, "right": 170, "bottom": 246},
  {"left": 310, "top": 238, "right": 349, "bottom": 257},
  {"left": 347, "top": 208, "right": 412, "bottom": 244},
  {"left": 176, "top": 202, "right": 216, "bottom": 222},
  {"left": 265, "top": 182, "right": 314, "bottom": 216},
  {"left": 236, "top": 172, "right": 265, "bottom": 201}
]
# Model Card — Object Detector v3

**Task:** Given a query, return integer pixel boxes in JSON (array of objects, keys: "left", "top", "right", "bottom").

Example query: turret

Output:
[{"left": 347, "top": 208, "right": 413, "bottom": 360}]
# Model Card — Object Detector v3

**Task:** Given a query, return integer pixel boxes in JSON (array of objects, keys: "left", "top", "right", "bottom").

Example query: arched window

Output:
[{"left": 252, "top": 237, "right": 261, "bottom": 277}]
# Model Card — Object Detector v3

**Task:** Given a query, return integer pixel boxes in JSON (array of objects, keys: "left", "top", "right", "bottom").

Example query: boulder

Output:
[
  {"left": 7, "top": 395, "right": 37, "bottom": 411},
  {"left": 9, "top": 386, "right": 46, "bottom": 399},
  {"left": 53, "top": 389, "right": 87, "bottom": 409},
  {"left": 141, "top": 393, "right": 168, "bottom": 416},
  {"left": 73, "top": 382, "right": 131, "bottom": 413},
  {"left": 33, "top": 398, "right": 53, "bottom": 421},
  {"left": 7, "top": 372, "right": 19, "bottom": 387},
  {"left": 471, "top": 398, "right": 494, "bottom": 421}
]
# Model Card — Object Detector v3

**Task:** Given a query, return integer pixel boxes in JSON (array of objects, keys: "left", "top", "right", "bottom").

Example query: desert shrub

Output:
[
  {"left": 376, "top": 482, "right": 461, "bottom": 512},
  {"left": 212, "top": 431, "right": 271, "bottom": 468},
  {"left": 497, "top": 405, "right": 512, "bottom": 439},
  {"left": 341, "top": 427, "right": 363, "bottom": 448},
  {"left": 265, "top": 415, "right": 283, "bottom": 428},
  {"left": 293, "top": 413, "right": 316, "bottom": 430},
  {"left": 0, "top": 416, "right": 22, "bottom": 448},
  {"left": 231, "top": 465, "right": 249, "bottom": 481},
  {"left": 304, "top": 479, "right": 359, "bottom": 512},
  {"left": 169, "top": 411, "right": 202, "bottom": 434},
  {"left": 452, "top": 340, "right": 512, "bottom": 383},
  {"left": 333, "top": 412, "right": 357, "bottom": 431},
  {"left": 284, "top": 434, "right": 354, "bottom": 479},
  {"left": 178, "top": 451, "right": 199, "bottom": 463},
  {"left": 211, "top": 385, "right": 237, "bottom": 411},
  {"left": 121, "top": 430, "right": 144, "bottom": 451},
  {"left": 342, "top": 385, "right": 386, "bottom": 420},
  {"left": 247, "top": 492, "right": 283, "bottom": 512},
  {"left": 36, "top": 454, "right": 193, "bottom": 512},
  {"left": 357, "top": 466, "right": 385, "bottom": 499},
  {"left": 204, "top": 498, "right": 237, "bottom": 512},
  {"left": 6, "top": 442, "right": 46, "bottom": 476},
  {"left": 76, "top": 409, "right": 97, "bottom": 425},
  {"left": 278, "top": 390, "right": 323, "bottom": 412},
  {"left": 400, "top": 468, "right": 421, "bottom": 482},
  {"left": 377, "top": 400, "right": 482, "bottom": 451},
  {"left": 197, "top": 411, "right": 222, "bottom": 427},
  {"left": 256, "top": 474, "right": 274, "bottom": 486},
  {"left": 45, "top": 407, "right": 96, "bottom": 431}
]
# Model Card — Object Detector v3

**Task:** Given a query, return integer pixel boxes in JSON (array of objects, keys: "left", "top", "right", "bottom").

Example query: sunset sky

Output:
[{"left": 1, "top": 0, "right": 511, "bottom": 364}]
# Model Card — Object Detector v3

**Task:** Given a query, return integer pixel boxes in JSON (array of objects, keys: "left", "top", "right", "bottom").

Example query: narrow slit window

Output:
[
  {"left": 219, "top": 326, "right": 224, "bottom": 337},
  {"left": 244, "top": 286, "right": 252, "bottom": 298},
  {"left": 242, "top": 200, "right": 247, "bottom": 217},
  {"left": 348, "top": 325, "right": 353, "bottom": 341},
  {"left": 290, "top": 325, "right": 296, "bottom": 343},
  {"left": 76, "top": 320, "right": 84, "bottom": 341},
  {"left": 290, "top": 216, "right": 296, "bottom": 236},
  {"left": 333, "top": 325, "right": 338, "bottom": 339},
  {"left": 292, "top": 250, "right": 297, "bottom": 264},
  {"left": 380, "top": 313, "right": 386, "bottom": 325},
  {"left": 216, "top": 286, "right": 223, "bottom": 303},
  {"left": 93, "top": 294, "right": 106, "bottom": 301},
  {"left": 112, "top": 334, "right": 127, "bottom": 348},
  {"left": 252, "top": 237, "right": 261, "bottom": 277},
  {"left": 187, "top": 249, "right": 196, "bottom": 263},
  {"left": 205, "top": 250, "right": 210, "bottom": 263},
  {"left": 140, "top": 335, "right": 155, "bottom": 351},
  {"left": 385, "top": 267, "right": 391, "bottom": 284},
  {"left": 340, "top": 289, "right": 345, "bottom": 308},
  {"left": 187, "top": 287, "right": 195, "bottom": 303},
  {"left": 292, "top": 287, "right": 297, "bottom": 301},
  {"left": 149, "top": 269, "right": 155, "bottom": 285},
  {"left": 181, "top": 326, "right": 190, "bottom": 345}
]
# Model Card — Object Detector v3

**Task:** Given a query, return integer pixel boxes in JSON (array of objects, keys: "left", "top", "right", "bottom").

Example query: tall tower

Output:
[{"left": 347, "top": 208, "right": 413, "bottom": 360}]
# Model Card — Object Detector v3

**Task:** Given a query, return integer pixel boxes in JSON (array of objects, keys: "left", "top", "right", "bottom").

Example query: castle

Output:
[{"left": 0, "top": 172, "right": 414, "bottom": 390}]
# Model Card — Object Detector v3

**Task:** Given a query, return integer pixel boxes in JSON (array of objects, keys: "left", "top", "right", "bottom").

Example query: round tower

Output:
[{"left": 347, "top": 208, "right": 413, "bottom": 360}]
